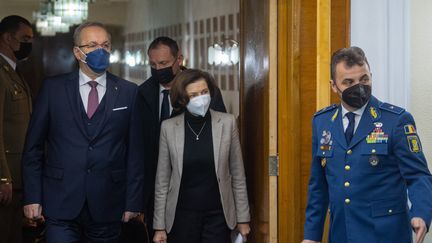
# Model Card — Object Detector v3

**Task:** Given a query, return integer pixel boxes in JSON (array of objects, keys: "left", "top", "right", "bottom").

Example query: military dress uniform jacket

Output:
[
  {"left": 304, "top": 96, "right": 432, "bottom": 243},
  {"left": 0, "top": 55, "right": 32, "bottom": 189}
]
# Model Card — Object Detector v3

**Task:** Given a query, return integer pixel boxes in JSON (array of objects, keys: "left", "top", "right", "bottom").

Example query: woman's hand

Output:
[
  {"left": 237, "top": 223, "right": 251, "bottom": 242},
  {"left": 153, "top": 230, "right": 167, "bottom": 243}
]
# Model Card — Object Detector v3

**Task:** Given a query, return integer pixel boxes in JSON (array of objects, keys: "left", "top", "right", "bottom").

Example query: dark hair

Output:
[
  {"left": 148, "top": 36, "right": 179, "bottom": 57},
  {"left": 73, "top": 21, "right": 111, "bottom": 46},
  {"left": 0, "top": 15, "right": 32, "bottom": 35},
  {"left": 330, "top": 46, "right": 370, "bottom": 80},
  {"left": 170, "top": 69, "right": 216, "bottom": 111}
]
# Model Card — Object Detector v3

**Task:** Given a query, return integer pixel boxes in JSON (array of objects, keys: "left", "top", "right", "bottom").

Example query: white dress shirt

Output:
[
  {"left": 159, "top": 84, "right": 173, "bottom": 119},
  {"left": 0, "top": 53, "right": 16, "bottom": 70},
  {"left": 79, "top": 69, "right": 106, "bottom": 112},
  {"left": 341, "top": 102, "right": 368, "bottom": 134}
]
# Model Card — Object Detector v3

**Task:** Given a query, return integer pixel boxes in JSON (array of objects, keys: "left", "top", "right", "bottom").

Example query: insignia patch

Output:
[
  {"left": 3, "top": 65, "right": 9, "bottom": 72},
  {"left": 370, "top": 107, "right": 378, "bottom": 119},
  {"left": 321, "top": 158, "right": 327, "bottom": 167},
  {"left": 407, "top": 135, "right": 422, "bottom": 152},
  {"left": 404, "top": 124, "right": 416, "bottom": 134},
  {"left": 320, "top": 130, "right": 332, "bottom": 146},
  {"left": 366, "top": 124, "right": 388, "bottom": 144},
  {"left": 331, "top": 109, "right": 339, "bottom": 122},
  {"left": 369, "top": 155, "right": 379, "bottom": 166}
]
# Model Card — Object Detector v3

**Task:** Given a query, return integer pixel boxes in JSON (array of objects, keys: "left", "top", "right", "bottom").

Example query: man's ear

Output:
[
  {"left": 0, "top": 32, "right": 12, "bottom": 45},
  {"left": 72, "top": 47, "right": 84, "bottom": 61},
  {"left": 177, "top": 54, "right": 184, "bottom": 65},
  {"left": 330, "top": 79, "right": 338, "bottom": 94}
]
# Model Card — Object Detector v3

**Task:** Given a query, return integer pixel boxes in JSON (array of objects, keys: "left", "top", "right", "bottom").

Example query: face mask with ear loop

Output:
[
  {"left": 77, "top": 47, "right": 110, "bottom": 74},
  {"left": 334, "top": 81, "right": 372, "bottom": 109}
]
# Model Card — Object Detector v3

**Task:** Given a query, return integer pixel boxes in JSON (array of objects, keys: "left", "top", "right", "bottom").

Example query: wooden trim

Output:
[
  {"left": 268, "top": 0, "right": 278, "bottom": 242},
  {"left": 317, "top": 0, "right": 332, "bottom": 110},
  {"left": 277, "top": 0, "right": 302, "bottom": 242}
]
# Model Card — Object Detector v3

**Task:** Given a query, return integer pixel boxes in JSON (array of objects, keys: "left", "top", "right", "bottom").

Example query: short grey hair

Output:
[{"left": 73, "top": 21, "right": 111, "bottom": 46}]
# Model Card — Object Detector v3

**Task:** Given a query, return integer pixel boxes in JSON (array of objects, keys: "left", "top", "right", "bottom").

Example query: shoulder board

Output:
[
  {"left": 314, "top": 104, "right": 338, "bottom": 116},
  {"left": 379, "top": 102, "right": 405, "bottom": 115}
]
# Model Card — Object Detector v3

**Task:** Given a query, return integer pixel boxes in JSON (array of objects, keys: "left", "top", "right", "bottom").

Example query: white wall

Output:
[
  {"left": 353, "top": 1, "right": 432, "bottom": 242},
  {"left": 351, "top": 0, "right": 410, "bottom": 108},
  {"left": 411, "top": 4, "right": 432, "bottom": 238}
]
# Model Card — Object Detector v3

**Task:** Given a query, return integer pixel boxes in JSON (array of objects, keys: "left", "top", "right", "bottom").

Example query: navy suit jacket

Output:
[
  {"left": 304, "top": 96, "right": 432, "bottom": 243},
  {"left": 22, "top": 70, "right": 145, "bottom": 223}
]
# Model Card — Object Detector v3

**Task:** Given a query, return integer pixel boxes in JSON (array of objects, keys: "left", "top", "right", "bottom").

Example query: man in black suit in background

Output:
[{"left": 133, "top": 36, "right": 226, "bottom": 241}]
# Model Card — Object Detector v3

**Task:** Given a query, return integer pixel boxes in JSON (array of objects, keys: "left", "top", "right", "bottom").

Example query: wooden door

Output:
[
  {"left": 239, "top": 0, "right": 277, "bottom": 242},
  {"left": 277, "top": 0, "right": 350, "bottom": 242}
]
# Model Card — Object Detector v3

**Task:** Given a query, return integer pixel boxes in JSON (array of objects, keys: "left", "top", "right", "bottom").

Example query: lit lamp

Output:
[
  {"left": 208, "top": 39, "right": 239, "bottom": 66},
  {"left": 33, "top": 0, "right": 91, "bottom": 36},
  {"left": 53, "top": 0, "right": 89, "bottom": 25}
]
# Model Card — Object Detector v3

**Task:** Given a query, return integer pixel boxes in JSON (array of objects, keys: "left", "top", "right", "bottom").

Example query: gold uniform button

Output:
[
  {"left": 345, "top": 198, "right": 351, "bottom": 204},
  {"left": 344, "top": 182, "right": 350, "bottom": 187},
  {"left": 345, "top": 165, "right": 351, "bottom": 171},
  {"left": 347, "top": 150, "right": 352, "bottom": 155},
  {"left": 371, "top": 149, "right": 376, "bottom": 153}
]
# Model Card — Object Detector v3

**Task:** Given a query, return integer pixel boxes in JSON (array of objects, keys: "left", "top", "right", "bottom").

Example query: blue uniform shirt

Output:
[{"left": 304, "top": 96, "right": 432, "bottom": 243}]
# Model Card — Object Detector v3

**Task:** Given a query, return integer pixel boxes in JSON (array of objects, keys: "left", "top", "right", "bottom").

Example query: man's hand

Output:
[
  {"left": 0, "top": 183, "right": 12, "bottom": 205},
  {"left": 122, "top": 211, "right": 142, "bottom": 223},
  {"left": 153, "top": 230, "right": 167, "bottom": 243},
  {"left": 237, "top": 223, "right": 251, "bottom": 242},
  {"left": 23, "top": 204, "right": 43, "bottom": 220},
  {"left": 412, "top": 217, "right": 427, "bottom": 243},
  {"left": 301, "top": 240, "right": 319, "bottom": 243}
]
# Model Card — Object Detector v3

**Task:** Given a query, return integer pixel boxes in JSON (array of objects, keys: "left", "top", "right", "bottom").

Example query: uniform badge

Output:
[
  {"left": 369, "top": 155, "right": 379, "bottom": 166},
  {"left": 331, "top": 109, "right": 339, "bottom": 122},
  {"left": 320, "top": 130, "right": 332, "bottom": 149},
  {"left": 404, "top": 124, "right": 416, "bottom": 134},
  {"left": 3, "top": 64, "right": 9, "bottom": 72},
  {"left": 321, "top": 158, "right": 327, "bottom": 167},
  {"left": 366, "top": 123, "right": 388, "bottom": 144},
  {"left": 370, "top": 107, "right": 378, "bottom": 119},
  {"left": 407, "top": 135, "right": 422, "bottom": 152}
]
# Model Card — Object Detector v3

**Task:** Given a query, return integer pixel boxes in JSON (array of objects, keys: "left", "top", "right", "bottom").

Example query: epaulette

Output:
[
  {"left": 379, "top": 102, "right": 405, "bottom": 115},
  {"left": 314, "top": 104, "right": 338, "bottom": 117}
]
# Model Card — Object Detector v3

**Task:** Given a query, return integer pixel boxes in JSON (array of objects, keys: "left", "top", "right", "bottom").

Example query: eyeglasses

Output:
[{"left": 78, "top": 42, "right": 111, "bottom": 51}]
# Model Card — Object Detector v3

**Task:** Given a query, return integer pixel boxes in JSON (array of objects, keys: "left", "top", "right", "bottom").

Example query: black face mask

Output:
[
  {"left": 151, "top": 66, "right": 175, "bottom": 85},
  {"left": 13, "top": 42, "right": 32, "bottom": 61},
  {"left": 340, "top": 83, "right": 372, "bottom": 108}
]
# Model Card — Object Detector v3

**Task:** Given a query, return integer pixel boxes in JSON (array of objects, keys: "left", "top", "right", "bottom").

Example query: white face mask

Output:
[{"left": 186, "top": 94, "right": 211, "bottom": 117}]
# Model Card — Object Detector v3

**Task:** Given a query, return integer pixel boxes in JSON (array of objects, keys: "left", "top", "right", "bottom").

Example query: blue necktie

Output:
[
  {"left": 345, "top": 112, "right": 355, "bottom": 144},
  {"left": 160, "top": 89, "right": 170, "bottom": 121}
]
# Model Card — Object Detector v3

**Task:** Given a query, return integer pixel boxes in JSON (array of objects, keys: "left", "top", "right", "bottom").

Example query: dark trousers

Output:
[
  {"left": 0, "top": 191, "right": 23, "bottom": 243},
  {"left": 45, "top": 203, "right": 121, "bottom": 243},
  {"left": 168, "top": 209, "right": 230, "bottom": 243}
]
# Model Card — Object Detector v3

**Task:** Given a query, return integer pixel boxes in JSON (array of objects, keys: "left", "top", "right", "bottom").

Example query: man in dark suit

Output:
[
  {"left": 22, "top": 22, "right": 145, "bottom": 242},
  {"left": 0, "top": 15, "right": 33, "bottom": 243},
  {"left": 136, "top": 36, "right": 226, "bottom": 240}
]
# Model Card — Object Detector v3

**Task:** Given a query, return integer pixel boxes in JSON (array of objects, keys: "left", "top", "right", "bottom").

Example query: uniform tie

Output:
[
  {"left": 87, "top": 81, "right": 99, "bottom": 118},
  {"left": 160, "top": 89, "right": 170, "bottom": 121},
  {"left": 345, "top": 112, "right": 356, "bottom": 144}
]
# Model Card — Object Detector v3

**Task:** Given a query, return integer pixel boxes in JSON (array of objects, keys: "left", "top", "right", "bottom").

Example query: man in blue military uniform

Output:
[{"left": 302, "top": 46, "right": 432, "bottom": 243}]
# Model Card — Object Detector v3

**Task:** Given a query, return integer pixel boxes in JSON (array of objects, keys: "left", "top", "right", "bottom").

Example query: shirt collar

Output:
[
  {"left": 79, "top": 69, "right": 107, "bottom": 87},
  {"left": 341, "top": 101, "right": 369, "bottom": 118},
  {"left": 159, "top": 84, "right": 170, "bottom": 94},
  {"left": 0, "top": 53, "right": 16, "bottom": 70}
]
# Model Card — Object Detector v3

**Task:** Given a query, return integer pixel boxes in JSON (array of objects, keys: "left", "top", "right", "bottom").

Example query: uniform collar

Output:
[{"left": 0, "top": 53, "right": 16, "bottom": 70}]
